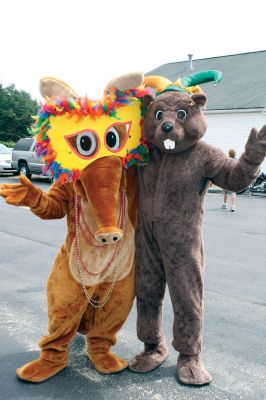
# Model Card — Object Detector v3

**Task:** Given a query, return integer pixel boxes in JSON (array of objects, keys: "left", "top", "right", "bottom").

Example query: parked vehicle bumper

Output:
[{"left": 0, "top": 162, "right": 17, "bottom": 173}]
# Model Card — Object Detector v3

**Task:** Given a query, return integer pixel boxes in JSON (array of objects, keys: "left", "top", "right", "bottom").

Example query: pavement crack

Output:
[
  {"left": 245, "top": 231, "right": 266, "bottom": 236},
  {"left": 0, "top": 230, "right": 59, "bottom": 249}
]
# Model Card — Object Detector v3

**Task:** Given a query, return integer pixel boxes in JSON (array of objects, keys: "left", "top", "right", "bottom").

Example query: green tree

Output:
[{"left": 0, "top": 84, "right": 38, "bottom": 143}]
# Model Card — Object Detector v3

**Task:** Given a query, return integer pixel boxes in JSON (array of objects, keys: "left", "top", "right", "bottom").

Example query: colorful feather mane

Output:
[{"left": 31, "top": 87, "right": 153, "bottom": 183}]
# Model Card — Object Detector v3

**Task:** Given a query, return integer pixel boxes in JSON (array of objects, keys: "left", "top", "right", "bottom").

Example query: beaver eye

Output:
[
  {"left": 105, "top": 127, "right": 120, "bottom": 150},
  {"left": 76, "top": 131, "right": 98, "bottom": 156},
  {"left": 155, "top": 110, "right": 163, "bottom": 120},
  {"left": 177, "top": 109, "right": 187, "bottom": 120}
]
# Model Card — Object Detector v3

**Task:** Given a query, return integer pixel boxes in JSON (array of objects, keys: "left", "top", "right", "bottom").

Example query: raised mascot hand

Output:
[
  {"left": 243, "top": 124, "right": 266, "bottom": 166},
  {"left": 246, "top": 124, "right": 266, "bottom": 151},
  {"left": 0, "top": 175, "right": 42, "bottom": 207},
  {"left": 257, "top": 124, "right": 266, "bottom": 146}
]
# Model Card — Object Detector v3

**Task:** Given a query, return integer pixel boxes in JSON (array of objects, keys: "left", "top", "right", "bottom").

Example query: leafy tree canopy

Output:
[{"left": 0, "top": 84, "right": 38, "bottom": 143}]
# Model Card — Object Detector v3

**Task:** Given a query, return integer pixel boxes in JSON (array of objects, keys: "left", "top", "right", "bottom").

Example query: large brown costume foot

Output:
[
  {"left": 128, "top": 342, "right": 168, "bottom": 373},
  {"left": 177, "top": 354, "right": 212, "bottom": 386},
  {"left": 88, "top": 352, "right": 128, "bottom": 374},
  {"left": 16, "top": 358, "right": 67, "bottom": 383}
]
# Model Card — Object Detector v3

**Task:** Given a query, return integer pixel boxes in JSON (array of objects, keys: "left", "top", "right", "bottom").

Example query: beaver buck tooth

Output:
[{"left": 164, "top": 139, "right": 175, "bottom": 150}]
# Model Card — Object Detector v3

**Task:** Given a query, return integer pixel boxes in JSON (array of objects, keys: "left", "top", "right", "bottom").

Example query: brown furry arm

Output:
[
  {"left": 207, "top": 126, "right": 266, "bottom": 192},
  {"left": 30, "top": 182, "right": 72, "bottom": 219},
  {"left": 0, "top": 176, "right": 71, "bottom": 219}
]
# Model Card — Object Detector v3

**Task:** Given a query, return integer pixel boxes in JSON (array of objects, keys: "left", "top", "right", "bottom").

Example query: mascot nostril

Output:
[
  {"left": 95, "top": 228, "right": 123, "bottom": 244},
  {"left": 162, "top": 122, "right": 173, "bottom": 133}
]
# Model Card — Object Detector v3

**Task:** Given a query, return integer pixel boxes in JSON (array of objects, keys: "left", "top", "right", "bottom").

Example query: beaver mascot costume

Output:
[{"left": 128, "top": 72, "right": 266, "bottom": 385}]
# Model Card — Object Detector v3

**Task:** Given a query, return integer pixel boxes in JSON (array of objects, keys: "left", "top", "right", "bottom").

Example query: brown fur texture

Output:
[
  {"left": 0, "top": 156, "right": 138, "bottom": 382},
  {"left": 128, "top": 90, "right": 266, "bottom": 385}
]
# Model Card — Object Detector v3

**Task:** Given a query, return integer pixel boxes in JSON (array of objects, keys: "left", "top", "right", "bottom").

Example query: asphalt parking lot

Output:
[{"left": 0, "top": 174, "right": 266, "bottom": 400}]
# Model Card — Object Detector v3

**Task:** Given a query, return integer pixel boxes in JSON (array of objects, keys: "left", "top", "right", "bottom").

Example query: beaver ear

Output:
[
  {"left": 39, "top": 77, "right": 77, "bottom": 98},
  {"left": 142, "top": 94, "right": 155, "bottom": 110},
  {"left": 191, "top": 93, "right": 207, "bottom": 107}
]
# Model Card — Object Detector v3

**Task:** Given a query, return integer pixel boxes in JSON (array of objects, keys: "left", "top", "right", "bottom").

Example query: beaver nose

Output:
[{"left": 162, "top": 122, "right": 173, "bottom": 133}]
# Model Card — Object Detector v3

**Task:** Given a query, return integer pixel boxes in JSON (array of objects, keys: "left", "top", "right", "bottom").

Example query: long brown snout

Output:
[{"left": 76, "top": 156, "right": 125, "bottom": 244}]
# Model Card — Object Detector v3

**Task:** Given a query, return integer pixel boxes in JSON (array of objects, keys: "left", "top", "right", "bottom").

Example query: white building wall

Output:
[{"left": 204, "top": 111, "right": 266, "bottom": 172}]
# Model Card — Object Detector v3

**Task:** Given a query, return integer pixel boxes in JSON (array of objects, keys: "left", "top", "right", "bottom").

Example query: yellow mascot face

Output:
[
  {"left": 48, "top": 99, "right": 142, "bottom": 171},
  {"left": 33, "top": 85, "right": 151, "bottom": 183}
]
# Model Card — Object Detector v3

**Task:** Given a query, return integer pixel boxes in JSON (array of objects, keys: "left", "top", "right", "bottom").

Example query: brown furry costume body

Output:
[
  {"left": 0, "top": 75, "right": 141, "bottom": 383},
  {"left": 128, "top": 89, "right": 266, "bottom": 385}
]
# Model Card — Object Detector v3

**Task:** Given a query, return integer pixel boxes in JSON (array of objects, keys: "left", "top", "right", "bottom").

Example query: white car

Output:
[{"left": 0, "top": 144, "right": 16, "bottom": 174}]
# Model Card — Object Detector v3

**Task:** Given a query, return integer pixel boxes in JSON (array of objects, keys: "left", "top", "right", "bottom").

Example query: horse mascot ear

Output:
[
  {"left": 39, "top": 72, "right": 145, "bottom": 98},
  {"left": 104, "top": 72, "right": 144, "bottom": 93},
  {"left": 39, "top": 77, "right": 78, "bottom": 98}
]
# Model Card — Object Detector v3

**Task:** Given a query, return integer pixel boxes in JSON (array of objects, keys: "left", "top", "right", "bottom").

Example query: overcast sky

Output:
[{"left": 0, "top": 0, "right": 265, "bottom": 100}]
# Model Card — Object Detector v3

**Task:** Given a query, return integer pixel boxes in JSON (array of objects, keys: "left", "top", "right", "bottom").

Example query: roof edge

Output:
[
  {"left": 147, "top": 50, "right": 266, "bottom": 72},
  {"left": 205, "top": 107, "right": 265, "bottom": 113}
]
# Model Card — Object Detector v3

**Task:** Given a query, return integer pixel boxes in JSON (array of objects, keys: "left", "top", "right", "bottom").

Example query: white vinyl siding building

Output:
[{"left": 205, "top": 109, "right": 266, "bottom": 172}]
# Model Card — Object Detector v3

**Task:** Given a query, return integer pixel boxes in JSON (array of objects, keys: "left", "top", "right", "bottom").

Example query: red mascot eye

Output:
[
  {"left": 105, "top": 127, "right": 120, "bottom": 150},
  {"left": 76, "top": 132, "right": 98, "bottom": 156},
  {"left": 65, "top": 130, "right": 99, "bottom": 159}
]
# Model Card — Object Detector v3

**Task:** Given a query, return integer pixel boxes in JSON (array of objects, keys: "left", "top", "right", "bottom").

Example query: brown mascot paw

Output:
[
  {"left": 257, "top": 124, "right": 266, "bottom": 146},
  {"left": 177, "top": 354, "right": 212, "bottom": 386},
  {"left": 88, "top": 352, "right": 128, "bottom": 374},
  {"left": 16, "top": 358, "right": 67, "bottom": 383},
  {"left": 128, "top": 342, "right": 168, "bottom": 373},
  {"left": 0, "top": 175, "right": 41, "bottom": 207}
]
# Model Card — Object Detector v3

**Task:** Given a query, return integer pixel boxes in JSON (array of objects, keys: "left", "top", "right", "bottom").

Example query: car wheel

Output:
[{"left": 19, "top": 163, "right": 32, "bottom": 179}]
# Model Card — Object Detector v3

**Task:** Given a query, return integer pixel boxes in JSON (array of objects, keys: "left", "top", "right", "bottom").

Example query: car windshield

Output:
[{"left": 0, "top": 144, "right": 11, "bottom": 154}]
